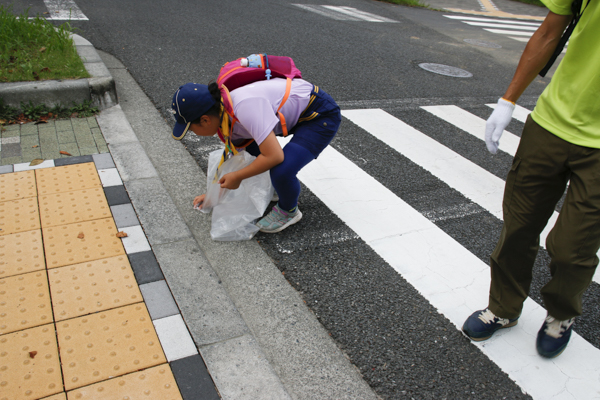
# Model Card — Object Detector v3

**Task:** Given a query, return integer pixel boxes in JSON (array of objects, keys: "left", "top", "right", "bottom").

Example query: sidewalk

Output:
[{"left": 0, "top": 35, "right": 377, "bottom": 400}]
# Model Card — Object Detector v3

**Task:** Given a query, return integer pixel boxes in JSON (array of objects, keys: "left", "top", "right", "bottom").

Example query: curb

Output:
[{"left": 0, "top": 34, "right": 117, "bottom": 111}]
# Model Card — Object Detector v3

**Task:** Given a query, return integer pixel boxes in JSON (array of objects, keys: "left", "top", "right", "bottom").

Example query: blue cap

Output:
[{"left": 171, "top": 83, "right": 216, "bottom": 140}]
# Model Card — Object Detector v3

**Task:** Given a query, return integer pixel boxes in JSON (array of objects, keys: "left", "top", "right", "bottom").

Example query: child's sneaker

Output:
[
  {"left": 536, "top": 314, "right": 575, "bottom": 358},
  {"left": 257, "top": 204, "right": 302, "bottom": 233},
  {"left": 462, "top": 308, "right": 519, "bottom": 341}
]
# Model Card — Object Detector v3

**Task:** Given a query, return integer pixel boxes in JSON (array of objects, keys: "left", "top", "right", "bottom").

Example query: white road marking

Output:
[
  {"left": 444, "top": 15, "right": 541, "bottom": 26},
  {"left": 420, "top": 105, "right": 599, "bottom": 284},
  {"left": 293, "top": 4, "right": 397, "bottom": 22},
  {"left": 277, "top": 131, "right": 600, "bottom": 400},
  {"left": 484, "top": 28, "right": 534, "bottom": 37},
  {"left": 43, "top": 0, "right": 88, "bottom": 20},
  {"left": 464, "top": 21, "right": 538, "bottom": 30}
]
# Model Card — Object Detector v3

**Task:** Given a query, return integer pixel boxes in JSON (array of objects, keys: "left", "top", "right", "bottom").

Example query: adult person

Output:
[{"left": 462, "top": 0, "right": 598, "bottom": 358}]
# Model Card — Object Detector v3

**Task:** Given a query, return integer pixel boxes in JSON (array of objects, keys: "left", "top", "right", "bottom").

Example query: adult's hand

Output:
[{"left": 485, "top": 98, "right": 515, "bottom": 154}]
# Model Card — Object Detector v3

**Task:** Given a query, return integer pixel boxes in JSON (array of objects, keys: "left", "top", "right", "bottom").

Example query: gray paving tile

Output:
[
  {"left": 128, "top": 250, "right": 164, "bottom": 285},
  {"left": 1, "top": 156, "right": 22, "bottom": 166},
  {"left": 92, "top": 153, "right": 115, "bottom": 169},
  {"left": 110, "top": 203, "right": 138, "bottom": 229},
  {"left": 57, "top": 129, "right": 77, "bottom": 144},
  {"left": 1, "top": 143, "right": 21, "bottom": 157},
  {"left": 20, "top": 135, "right": 39, "bottom": 147},
  {"left": 21, "top": 149, "right": 42, "bottom": 162},
  {"left": 104, "top": 185, "right": 130, "bottom": 206},
  {"left": 0, "top": 165, "right": 13, "bottom": 174},
  {"left": 54, "top": 155, "right": 94, "bottom": 166},
  {"left": 55, "top": 120, "right": 73, "bottom": 132},
  {"left": 58, "top": 143, "right": 81, "bottom": 157},
  {"left": 170, "top": 355, "right": 220, "bottom": 400},
  {"left": 139, "top": 280, "right": 179, "bottom": 320},
  {"left": 19, "top": 124, "right": 38, "bottom": 136}
]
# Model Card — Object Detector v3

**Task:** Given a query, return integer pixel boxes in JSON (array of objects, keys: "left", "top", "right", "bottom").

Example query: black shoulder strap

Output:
[{"left": 539, "top": 0, "right": 590, "bottom": 77}]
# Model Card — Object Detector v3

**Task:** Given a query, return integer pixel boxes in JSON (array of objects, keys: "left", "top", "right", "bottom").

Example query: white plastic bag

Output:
[{"left": 201, "top": 149, "right": 274, "bottom": 241}]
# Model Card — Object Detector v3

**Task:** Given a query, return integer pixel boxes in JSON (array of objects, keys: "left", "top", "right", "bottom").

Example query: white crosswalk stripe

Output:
[
  {"left": 275, "top": 104, "right": 600, "bottom": 399},
  {"left": 420, "top": 105, "right": 599, "bottom": 285},
  {"left": 293, "top": 4, "right": 398, "bottom": 22},
  {"left": 444, "top": 15, "right": 540, "bottom": 43}
]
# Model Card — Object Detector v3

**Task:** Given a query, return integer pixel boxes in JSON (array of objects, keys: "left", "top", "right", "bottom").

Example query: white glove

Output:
[{"left": 485, "top": 98, "right": 515, "bottom": 154}]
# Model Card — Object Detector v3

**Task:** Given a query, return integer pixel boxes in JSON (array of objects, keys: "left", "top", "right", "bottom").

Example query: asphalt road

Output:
[{"left": 4, "top": 0, "right": 600, "bottom": 398}]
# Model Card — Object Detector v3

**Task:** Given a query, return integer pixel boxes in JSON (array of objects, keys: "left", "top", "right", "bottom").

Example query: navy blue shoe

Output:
[
  {"left": 536, "top": 315, "right": 575, "bottom": 358},
  {"left": 462, "top": 308, "right": 519, "bottom": 341}
]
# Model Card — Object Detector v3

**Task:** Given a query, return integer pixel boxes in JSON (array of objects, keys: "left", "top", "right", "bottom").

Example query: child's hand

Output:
[
  {"left": 193, "top": 194, "right": 206, "bottom": 210},
  {"left": 219, "top": 173, "right": 241, "bottom": 190}
]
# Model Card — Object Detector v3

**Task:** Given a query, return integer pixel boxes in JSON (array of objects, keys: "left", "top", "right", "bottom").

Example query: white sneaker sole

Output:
[{"left": 259, "top": 210, "right": 303, "bottom": 233}]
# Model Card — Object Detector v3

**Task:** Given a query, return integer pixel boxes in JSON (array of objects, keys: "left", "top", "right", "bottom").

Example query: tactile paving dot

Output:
[
  {"left": 0, "top": 170, "right": 37, "bottom": 202},
  {"left": 0, "top": 197, "right": 40, "bottom": 236},
  {"left": 49, "top": 255, "right": 143, "bottom": 321},
  {"left": 0, "top": 324, "right": 63, "bottom": 400},
  {"left": 42, "top": 218, "right": 125, "bottom": 269},
  {"left": 0, "top": 229, "right": 45, "bottom": 279},
  {"left": 39, "top": 188, "right": 112, "bottom": 228},
  {"left": 56, "top": 303, "right": 167, "bottom": 390},
  {"left": 35, "top": 163, "right": 102, "bottom": 196},
  {"left": 65, "top": 364, "right": 182, "bottom": 400},
  {"left": 0, "top": 270, "right": 52, "bottom": 335}
]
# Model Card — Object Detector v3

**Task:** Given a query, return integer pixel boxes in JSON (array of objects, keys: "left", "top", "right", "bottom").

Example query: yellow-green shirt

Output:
[{"left": 532, "top": 0, "right": 600, "bottom": 148}]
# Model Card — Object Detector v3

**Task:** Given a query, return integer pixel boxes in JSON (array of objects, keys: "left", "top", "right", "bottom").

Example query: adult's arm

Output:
[{"left": 503, "top": 11, "right": 572, "bottom": 102}]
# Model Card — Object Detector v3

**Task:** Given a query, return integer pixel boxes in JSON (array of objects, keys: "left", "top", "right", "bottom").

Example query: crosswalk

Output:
[
  {"left": 445, "top": 15, "right": 541, "bottom": 43},
  {"left": 293, "top": 4, "right": 398, "bottom": 22},
  {"left": 276, "top": 104, "right": 600, "bottom": 399}
]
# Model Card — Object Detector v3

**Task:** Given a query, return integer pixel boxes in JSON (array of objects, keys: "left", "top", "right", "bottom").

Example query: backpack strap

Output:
[
  {"left": 276, "top": 78, "right": 293, "bottom": 137},
  {"left": 217, "top": 77, "right": 294, "bottom": 165}
]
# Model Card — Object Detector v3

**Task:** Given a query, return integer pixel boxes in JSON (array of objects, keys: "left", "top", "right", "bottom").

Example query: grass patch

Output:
[
  {"left": 0, "top": 98, "right": 98, "bottom": 124},
  {"left": 378, "top": 0, "right": 428, "bottom": 8},
  {"left": 0, "top": 5, "right": 90, "bottom": 83}
]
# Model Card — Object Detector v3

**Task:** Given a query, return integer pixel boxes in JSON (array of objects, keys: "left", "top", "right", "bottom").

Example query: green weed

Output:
[{"left": 0, "top": 5, "right": 90, "bottom": 83}]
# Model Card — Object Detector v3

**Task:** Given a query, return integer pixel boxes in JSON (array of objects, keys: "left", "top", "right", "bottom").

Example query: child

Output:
[{"left": 171, "top": 77, "right": 341, "bottom": 233}]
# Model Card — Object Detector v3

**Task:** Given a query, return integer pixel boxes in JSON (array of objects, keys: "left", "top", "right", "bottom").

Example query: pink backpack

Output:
[{"left": 216, "top": 54, "right": 302, "bottom": 153}]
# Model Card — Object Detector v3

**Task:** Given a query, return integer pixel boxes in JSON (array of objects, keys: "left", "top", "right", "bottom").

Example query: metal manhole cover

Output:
[
  {"left": 464, "top": 38, "right": 502, "bottom": 48},
  {"left": 418, "top": 63, "right": 473, "bottom": 78}
]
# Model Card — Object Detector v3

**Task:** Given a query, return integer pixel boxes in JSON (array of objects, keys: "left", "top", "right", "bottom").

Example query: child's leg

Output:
[{"left": 270, "top": 142, "right": 314, "bottom": 211}]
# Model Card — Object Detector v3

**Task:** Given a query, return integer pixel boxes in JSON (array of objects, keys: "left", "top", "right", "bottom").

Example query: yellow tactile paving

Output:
[
  {"left": 0, "top": 170, "right": 37, "bottom": 202},
  {"left": 66, "top": 364, "right": 183, "bottom": 400},
  {"left": 0, "top": 270, "right": 52, "bottom": 335},
  {"left": 49, "top": 255, "right": 143, "bottom": 322},
  {"left": 39, "top": 188, "right": 112, "bottom": 228},
  {"left": 0, "top": 229, "right": 45, "bottom": 279},
  {"left": 41, "top": 393, "right": 67, "bottom": 400},
  {"left": 35, "top": 163, "right": 102, "bottom": 196},
  {"left": 0, "top": 165, "right": 185, "bottom": 400},
  {"left": 43, "top": 218, "right": 126, "bottom": 269},
  {"left": 56, "top": 303, "right": 166, "bottom": 391},
  {"left": 0, "top": 324, "right": 63, "bottom": 400},
  {"left": 0, "top": 197, "right": 41, "bottom": 236}
]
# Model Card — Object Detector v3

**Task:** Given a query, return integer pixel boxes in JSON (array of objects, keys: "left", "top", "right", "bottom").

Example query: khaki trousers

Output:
[{"left": 489, "top": 116, "right": 600, "bottom": 321}]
